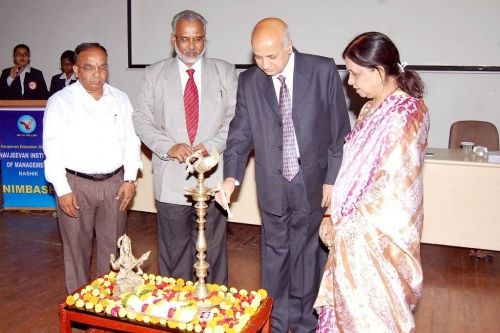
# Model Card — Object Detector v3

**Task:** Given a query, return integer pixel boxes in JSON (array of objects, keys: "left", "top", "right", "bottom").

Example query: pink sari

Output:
[{"left": 315, "top": 90, "right": 430, "bottom": 332}]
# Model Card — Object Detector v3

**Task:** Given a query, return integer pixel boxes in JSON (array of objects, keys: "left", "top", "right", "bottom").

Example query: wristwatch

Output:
[{"left": 124, "top": 180, "right": 137, "bottom": 187}]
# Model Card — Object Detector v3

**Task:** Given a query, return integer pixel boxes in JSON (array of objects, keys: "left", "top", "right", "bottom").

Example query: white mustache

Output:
[{"left": 174, "top": 44, "right": 205, "bottom": 63}]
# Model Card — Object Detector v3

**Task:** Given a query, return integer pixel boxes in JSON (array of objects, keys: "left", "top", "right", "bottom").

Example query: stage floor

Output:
[{"left": 0, "top": 210, "right": 498, "bottom": 332}]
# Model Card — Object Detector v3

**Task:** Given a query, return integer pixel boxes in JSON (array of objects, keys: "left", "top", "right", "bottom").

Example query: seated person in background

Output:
[
  {"left": 0, "top": 43, "right": 48, "bottom": 99},
  {"left": 49, "top": 50, "right": 77, "bottom": 96}
]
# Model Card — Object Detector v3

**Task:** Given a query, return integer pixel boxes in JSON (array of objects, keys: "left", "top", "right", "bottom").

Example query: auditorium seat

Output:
[{"left": 448, "top": 120, "right": 499, "bottom": 150}]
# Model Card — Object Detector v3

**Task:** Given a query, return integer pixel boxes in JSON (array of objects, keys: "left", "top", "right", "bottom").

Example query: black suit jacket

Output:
[
  {"left": 0, "top": 67, "right": 48, "bottom": 99},
  {"left": 49, "top": 73, "right": 77, "bottom": 97},
  {"left": 224, "top": 50, "right": 351, "bottom": 215}
]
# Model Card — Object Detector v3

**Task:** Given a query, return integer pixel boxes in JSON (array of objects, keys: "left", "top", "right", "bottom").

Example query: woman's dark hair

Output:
[
  {"left": 60, "top": 50, "right": 75, "bottom": 64},
  {"left": 13, "top": 43, "right": 30, "bottom": 56},
  {"left": 74, "top": 43, "right": 107, "bottom": 62},
  {"left": 343, "top": 32, "right": 424, "bottom": 98}
]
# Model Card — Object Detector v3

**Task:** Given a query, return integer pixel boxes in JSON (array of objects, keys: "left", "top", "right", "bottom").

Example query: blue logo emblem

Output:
[{"left": 17, "top": 115, "right": 36, "bottom": 134}]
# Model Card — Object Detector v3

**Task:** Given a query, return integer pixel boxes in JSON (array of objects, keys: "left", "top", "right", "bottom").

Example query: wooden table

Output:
[
  {"left": 422, "top": 148, "right": 500, "bottom": 251},
  {"left": 59, "top": 297, "right": 272, "bottom": 333}
]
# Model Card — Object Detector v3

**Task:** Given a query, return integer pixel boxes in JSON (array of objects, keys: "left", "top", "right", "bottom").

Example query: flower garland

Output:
[{"left": 65, "top": 271, "right": 268, "bottom": 333}]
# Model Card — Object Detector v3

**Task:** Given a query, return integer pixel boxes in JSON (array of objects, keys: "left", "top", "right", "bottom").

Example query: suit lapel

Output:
[
  {"left": 163, "top": 59, "right": 183, "bottom": 100},
  {"left": 291, "top": 50, "right": 310, "bottom": 120},
  {"left": 163, "top": 60, "right": 189, "bottom": 143},
  {"left": 197, "top": 58, "right": 218, "bottom": 142},
  {"left": 259, "top": 73, "right": 280, "bottom": 116},
  {"left": 23, "top": 72, "right": 32, "bottom": 95},
  {"left": 12, "top": 76, "right": 22, "bottom": 96}
]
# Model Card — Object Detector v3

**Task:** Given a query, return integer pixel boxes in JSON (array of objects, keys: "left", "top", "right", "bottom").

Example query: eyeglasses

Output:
[
  {"left": 77, "top": 64, "right": 109, "bottom": 72},
  {"left": 175, "top": 35, "right": 205, "bottom": 44}
]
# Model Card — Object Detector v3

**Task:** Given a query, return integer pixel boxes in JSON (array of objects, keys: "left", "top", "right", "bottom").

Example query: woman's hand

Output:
[{"left": 319, "top": 218, "right": 335, "bottom": 249}]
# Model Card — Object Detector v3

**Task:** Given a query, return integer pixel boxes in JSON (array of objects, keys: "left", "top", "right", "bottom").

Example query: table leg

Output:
[
  {"left": 261, "top": 318, "right": 271, "bottom": 333},
  {"left": 59, "top": 304, "right": 71, "bottom": 333}
]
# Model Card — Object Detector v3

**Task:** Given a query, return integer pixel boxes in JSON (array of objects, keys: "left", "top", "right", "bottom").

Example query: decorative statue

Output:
[{"left": 110, "top": 234, "right": 150, "bottom": 297}]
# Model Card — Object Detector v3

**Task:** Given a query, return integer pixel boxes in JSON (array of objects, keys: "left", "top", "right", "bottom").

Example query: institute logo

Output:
[{"left": 17, "top": 115, "right": 36, "bottom": 134}]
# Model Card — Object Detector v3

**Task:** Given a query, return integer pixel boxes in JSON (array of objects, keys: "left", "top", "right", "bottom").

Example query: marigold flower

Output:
[
  {"left": 94, "top": 303, "right": 104, "bottom": 313},
  {"left": 75, "top": 299, "right": 85, "bottom": 308},
  {"left": 118, "top": 307, "right": 127, "bottom": 318},
  {"left": 66, "top": 295, "right": 76, "bottom": 306},
  {"left": 84, "top": 301, "right": 94, "bottom": 310},
  {"left": 167, "top": 320, "right": 178, "bottom": 329},
  {"left": 257, "top": 289, "right": 268, "bottom": 298}
]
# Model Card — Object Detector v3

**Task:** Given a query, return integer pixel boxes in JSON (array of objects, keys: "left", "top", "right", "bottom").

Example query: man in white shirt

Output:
[
  {"left": 43, "top": 42, "right": 142, "bottom": 294},
  {"left": 133, "top": 10, "right": 237, "bottom": 284}
]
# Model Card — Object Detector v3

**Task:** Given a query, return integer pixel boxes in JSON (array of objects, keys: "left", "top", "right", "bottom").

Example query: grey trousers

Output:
[
  {"left": 260, "top": 171, "right": 327, "bottom": 333},
  {"left": 155, "top": 200, "right": 228, "bottom": 285},
  {"left": 58, "top": 171, "right": 126, "bottom": 294}
]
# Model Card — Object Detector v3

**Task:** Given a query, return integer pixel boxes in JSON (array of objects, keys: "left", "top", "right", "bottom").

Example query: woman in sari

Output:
[{"left": 315, "top": 32, "right": 430, "bottom": 332}]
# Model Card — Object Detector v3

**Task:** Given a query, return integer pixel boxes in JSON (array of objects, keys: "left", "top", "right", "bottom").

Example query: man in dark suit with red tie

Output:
[
  {"left": 0, "top": 44, "right": 48, "bottom": 99},
  {"left": 216, "top": 18, "right": 350, "bottom": 333}
]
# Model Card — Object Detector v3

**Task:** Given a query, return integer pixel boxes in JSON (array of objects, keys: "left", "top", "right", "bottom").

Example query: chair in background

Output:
[
  {"left": 448, "top": 120, "right": 498, "bottom": 261},
  {"left": 448, "top": 120, "right": 499, "bottom": 150}
]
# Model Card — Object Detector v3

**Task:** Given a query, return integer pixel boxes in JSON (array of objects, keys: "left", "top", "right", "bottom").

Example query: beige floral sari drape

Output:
[{"left": 315, "top": 91, "right": 430, "bottom": 333}]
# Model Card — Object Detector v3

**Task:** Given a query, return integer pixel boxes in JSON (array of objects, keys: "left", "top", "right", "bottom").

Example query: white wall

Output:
[
  {"left": 130, "top": 0, "right": 500, "bottom": 67},
  {"left": 0, "top": 0, "right": 144, "bottom": 107},
  {"left": 1, "top": 0, "right": 499, "bottom": 150}
]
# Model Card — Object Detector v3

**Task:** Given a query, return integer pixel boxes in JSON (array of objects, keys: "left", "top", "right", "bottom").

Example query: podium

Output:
[{"left": 0, "top": 100, "right": 56, "bottom": 210}]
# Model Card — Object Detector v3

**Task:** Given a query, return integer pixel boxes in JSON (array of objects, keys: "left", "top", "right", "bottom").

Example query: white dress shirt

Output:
[
  {"left": 43, "top": 81, "right": 142, "bottom": 196},
  {"left": 58, "top": 72, "right": 77, "bottom": 87},
  {"left": 177, "top": 56, "right": 202, "bottom": 99}
]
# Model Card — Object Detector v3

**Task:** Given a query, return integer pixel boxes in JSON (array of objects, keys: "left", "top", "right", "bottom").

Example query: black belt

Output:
[{"left": 65, "top": 166, "right": 123, "bottom": 181}]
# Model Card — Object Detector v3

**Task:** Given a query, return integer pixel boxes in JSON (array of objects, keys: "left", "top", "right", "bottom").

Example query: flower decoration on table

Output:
[{"left": 65, "top": 271, "right": 268, "bottom": 332}]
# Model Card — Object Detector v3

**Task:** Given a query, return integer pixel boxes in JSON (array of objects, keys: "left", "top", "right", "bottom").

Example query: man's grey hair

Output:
[
  {"left": 283, "top": 24, "right": 291, "bottom": 45},
  {"left": 171, "top": 10, "right": 207, "bottom": 34}
]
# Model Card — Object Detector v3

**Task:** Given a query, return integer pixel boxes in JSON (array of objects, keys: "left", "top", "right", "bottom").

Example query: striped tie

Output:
[
  {"left": 184, "top": 68, "right": 199, "bottom": 145},
  {"left": 278, "top": 75, "right": 299, "bottom": 181}
]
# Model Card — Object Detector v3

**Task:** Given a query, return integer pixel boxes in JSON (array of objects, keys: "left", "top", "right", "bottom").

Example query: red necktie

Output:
[{"left": 184, "top": 68, "right": 199, "bottom": 145}]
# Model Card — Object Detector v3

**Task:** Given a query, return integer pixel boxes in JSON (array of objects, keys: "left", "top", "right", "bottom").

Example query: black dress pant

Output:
[
  {"left": 155, "top": 200, "right": 228, "bottom": 285},
  {"left": 260, "top": 171, "right": 327, "bottom": 333}
]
